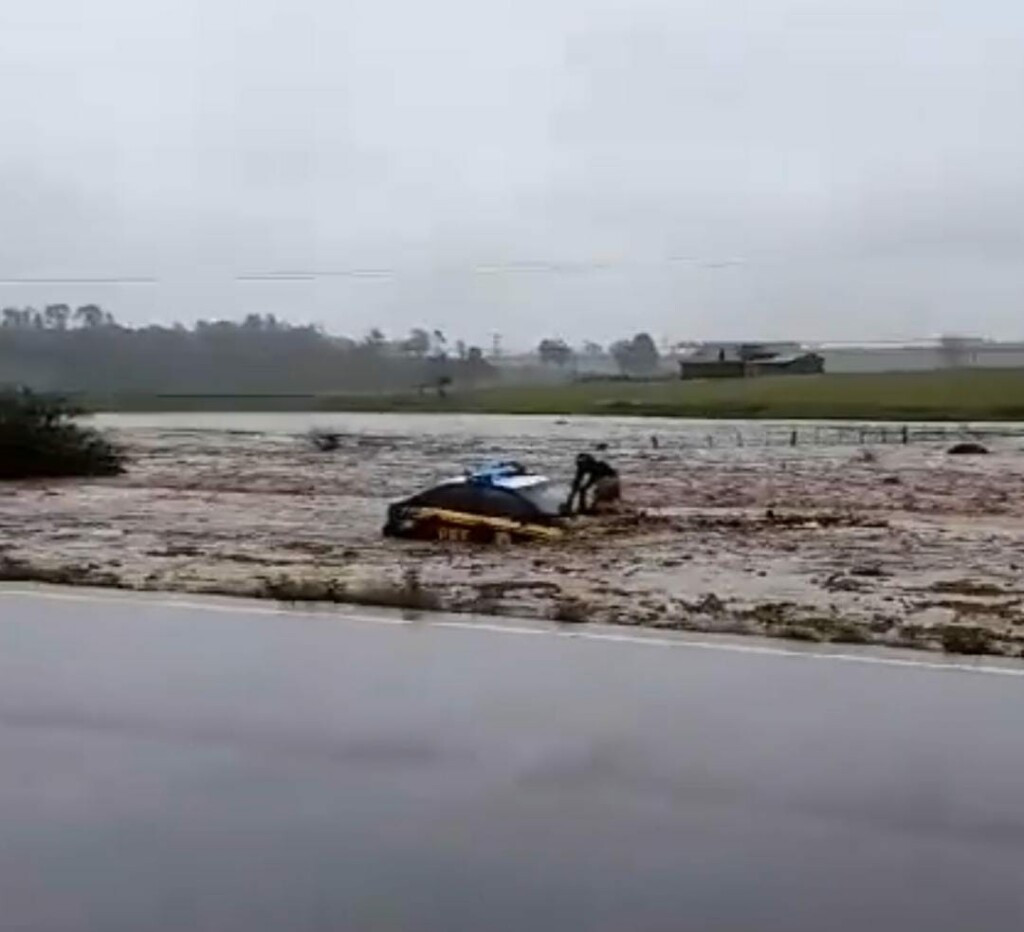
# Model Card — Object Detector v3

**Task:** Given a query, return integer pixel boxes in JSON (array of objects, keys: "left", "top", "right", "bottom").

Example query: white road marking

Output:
[{"left": 2, "top": 586, "right": 1023, "bottom": 679}]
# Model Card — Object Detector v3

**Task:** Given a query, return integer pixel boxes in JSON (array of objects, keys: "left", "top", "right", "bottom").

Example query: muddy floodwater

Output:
[{"left": 3, "top": 412, "right": 1024, "bottom": 656}]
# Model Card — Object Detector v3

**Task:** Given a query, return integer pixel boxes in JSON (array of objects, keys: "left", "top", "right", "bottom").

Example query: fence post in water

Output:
[
  {"left": 790, "top": 429, "right": 798, "bottom": 447},
  {"left": 902, "top": 425, "right": 909, "bottom": 445}
]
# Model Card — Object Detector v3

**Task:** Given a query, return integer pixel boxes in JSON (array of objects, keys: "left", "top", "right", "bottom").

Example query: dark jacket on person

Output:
[{"left": 567, "top": 453, "right": 618, "bottom": 513}]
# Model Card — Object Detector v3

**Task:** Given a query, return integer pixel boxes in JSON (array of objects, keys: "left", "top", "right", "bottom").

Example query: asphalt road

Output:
[{"left": 1, "top": 587, "right": 1022, "bottom": 932}]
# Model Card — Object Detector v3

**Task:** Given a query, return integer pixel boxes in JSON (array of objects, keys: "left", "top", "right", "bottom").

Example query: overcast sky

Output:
[{"left": 2, "top": 0, "right": 1022, "bottom": 347}]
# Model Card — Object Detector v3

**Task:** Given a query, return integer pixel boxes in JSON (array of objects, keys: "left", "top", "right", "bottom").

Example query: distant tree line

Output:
[
  {"left": 537, "top": 332, "right": 662, "bottom": 376},
  {"left": 0, "top": 307, "right": 494, "bottom": 395}
]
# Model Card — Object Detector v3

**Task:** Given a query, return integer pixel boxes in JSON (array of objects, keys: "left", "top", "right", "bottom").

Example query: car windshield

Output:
[{"left": 515, "top": 480, "right": 571, "bottom": 517}]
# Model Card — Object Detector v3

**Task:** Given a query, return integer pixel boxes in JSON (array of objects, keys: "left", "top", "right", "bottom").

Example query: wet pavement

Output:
[{"left": 1, "top": 588, "right": 1022, "bottom": 931}]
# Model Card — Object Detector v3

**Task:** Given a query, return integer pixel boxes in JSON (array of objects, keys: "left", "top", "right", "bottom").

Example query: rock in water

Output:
[{"left": 947, "top": 442, "right": 989, "bottom": 456}]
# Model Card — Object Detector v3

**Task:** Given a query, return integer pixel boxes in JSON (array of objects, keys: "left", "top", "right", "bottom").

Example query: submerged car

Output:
[{"left": 383, "top": 462, "right": 569, "bottom": 544}]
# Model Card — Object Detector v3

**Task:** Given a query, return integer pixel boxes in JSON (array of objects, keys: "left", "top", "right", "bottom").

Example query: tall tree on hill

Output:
[
  {"left": 630, "top": 332, "right": 660, "bottom": 374},
  {"left": 431, "top": 329, "right": 448, "bottom": 357},
  {"left": 44, "top": 304, "right": 70, "bottom": 330},
  {"left": 538, "top": 337, "right": 573, "bottom": 367},
  {"left": 611, "top": 332, "right": 661, "bottom": 375},
  {"left": 363, "top": 327, "right": 387, "bottom": 351},
  {"left": 402, "top": 328, "right": 431, "bottom": 358},
  {"left": 74, "top": 304, "right": 105, "bottom": 328}
]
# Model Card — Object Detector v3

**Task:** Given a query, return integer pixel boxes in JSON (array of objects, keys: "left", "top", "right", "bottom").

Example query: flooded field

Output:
[{"left": 3, "top": 413, "right": 1024, "bottom": 655}]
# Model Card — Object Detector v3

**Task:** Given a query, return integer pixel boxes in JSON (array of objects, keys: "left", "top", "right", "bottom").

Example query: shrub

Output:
[
  {"left": 939, "top": 624, "right": 995, "bottom": 656},
  {"left": 0, "top": 389, "right": 124, "bottom": 479}
]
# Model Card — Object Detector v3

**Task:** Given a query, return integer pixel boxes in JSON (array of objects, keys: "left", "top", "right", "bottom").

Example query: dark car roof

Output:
[{"left": 405, "top": 476, "right": 563, "bottom": 522}]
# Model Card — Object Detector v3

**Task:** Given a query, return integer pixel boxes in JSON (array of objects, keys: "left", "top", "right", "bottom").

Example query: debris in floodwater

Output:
[
  {"left": 691, "top": 592, "right": 726, "bottom": 614},
  {"left": 551, "top": 596, "right": 590, "bottom": 624},
  {"left": 308, "top": 429, "right": 341, "bottom": 452},
  {"left": 927, "top": 578, "right": 1008, "bottom": 597},
  {"left": 685, "top": 510, "right": 888, "bottom": 532},
  {"left": 939, "top": 624, "right": 996, "bottom": 655},
  {"left": 947, "top": 442, "right": 989, "bottom": 455},
  {"left": 849, "top": 563, "right": 888, "bottom": 578}
]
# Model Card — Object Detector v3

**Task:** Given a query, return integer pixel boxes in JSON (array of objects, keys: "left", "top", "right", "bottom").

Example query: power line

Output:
[
  {"left": 0, "top": 277, "right": 159, "bottom": 285},
  {"left": 235, "top": 256, "right": 748, "bottom": 282}
]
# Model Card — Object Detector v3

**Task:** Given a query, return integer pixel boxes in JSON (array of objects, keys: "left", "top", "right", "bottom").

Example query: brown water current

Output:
[{"left": 2, "top": 413, "right": 1023, "bottom": 655}]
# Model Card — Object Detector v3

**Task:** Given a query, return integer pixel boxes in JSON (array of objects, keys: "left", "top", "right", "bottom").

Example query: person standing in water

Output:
[{"left": 566, "top": 452, "right": 621, "bottom": 514}]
